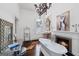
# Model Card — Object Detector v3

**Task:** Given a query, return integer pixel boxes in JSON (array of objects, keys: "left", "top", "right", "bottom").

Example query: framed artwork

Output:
[{"left": 56, "top": 11, "right": 70, "bottom": 31}]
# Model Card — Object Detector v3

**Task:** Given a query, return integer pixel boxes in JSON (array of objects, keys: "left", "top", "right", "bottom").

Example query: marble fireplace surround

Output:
[{"left": 52, "top": 31, "right": 79, "bottom": 56}]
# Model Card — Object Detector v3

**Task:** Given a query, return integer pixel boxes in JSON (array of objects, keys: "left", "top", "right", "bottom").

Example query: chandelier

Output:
[{"left": 34, "top": 3, "right": 52, "bottom": 16}]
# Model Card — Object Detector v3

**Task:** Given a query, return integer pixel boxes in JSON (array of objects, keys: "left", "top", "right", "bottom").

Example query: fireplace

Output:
[{"left": 55, "top": 36, "right": 72, "bottom": 53}]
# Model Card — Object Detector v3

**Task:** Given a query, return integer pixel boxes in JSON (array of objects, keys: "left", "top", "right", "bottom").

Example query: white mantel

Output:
[
  {"left": 53, "top": 31, "right": 79, "bottom": 39},
  {"left": 52, "top": 31, "right": 79, "bottom": 56}
]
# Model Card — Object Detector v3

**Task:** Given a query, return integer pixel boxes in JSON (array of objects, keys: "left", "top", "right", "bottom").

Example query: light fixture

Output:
[{"left": 34, "top": 3, "right": 52, "bottom": 16}]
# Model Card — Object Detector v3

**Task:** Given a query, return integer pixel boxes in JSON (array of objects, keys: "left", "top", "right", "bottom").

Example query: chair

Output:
[{"left": 8, "top": 42, "right": 27, "bottom": 56}]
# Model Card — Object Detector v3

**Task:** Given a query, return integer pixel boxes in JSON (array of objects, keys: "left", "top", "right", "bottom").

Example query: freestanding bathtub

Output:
[{"left": 39, "top": 38, "right": 67, "bottom": 56}]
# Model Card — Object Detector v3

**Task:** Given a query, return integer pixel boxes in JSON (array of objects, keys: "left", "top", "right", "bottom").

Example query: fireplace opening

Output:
[{"left": 55, "top": 36, "right": 72, "bottom": 53}]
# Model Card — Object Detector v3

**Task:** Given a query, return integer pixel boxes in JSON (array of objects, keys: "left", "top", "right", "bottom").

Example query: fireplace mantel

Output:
[
  {"left": 52, "top": 31, "right": 79, "bottom": 39},
  {"left": 51, "top": 31, "right": 79, "bottom": 56}
]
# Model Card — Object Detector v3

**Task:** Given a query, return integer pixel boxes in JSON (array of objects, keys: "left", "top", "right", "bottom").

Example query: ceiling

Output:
[{"left": 19, "top": 3, "right": 35, "bottom": 11}]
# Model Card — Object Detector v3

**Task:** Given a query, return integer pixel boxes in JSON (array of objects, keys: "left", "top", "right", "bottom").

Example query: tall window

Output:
[{"left": 0, "top": 19, "right": 13, "bottom": 54}]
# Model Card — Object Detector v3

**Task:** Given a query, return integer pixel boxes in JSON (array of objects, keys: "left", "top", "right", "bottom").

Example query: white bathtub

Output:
[{"left": 39, "top": 38, "right": 67, "bottom": 56}]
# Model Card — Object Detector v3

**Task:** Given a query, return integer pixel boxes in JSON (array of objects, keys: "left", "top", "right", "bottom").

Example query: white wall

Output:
[
  {"left": 17, "top": 9, "right": 37, "bottom": 43},
  {"left": 47, "top": 3, "right": 79, "bottom": 32},
  {"left": 0, "top": 3, "right": 20, "bottom": 40},
  {"left": 14, "top": 3, "right": 79, "bottom": 44}
]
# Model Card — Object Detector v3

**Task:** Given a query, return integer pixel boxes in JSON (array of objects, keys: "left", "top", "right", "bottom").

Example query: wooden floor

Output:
[
  {"left": 22, "top": 40, "right": 42, "bottom": 56},
  {"left": 22, "top": 40, "right": 74, "bottom": 56}
]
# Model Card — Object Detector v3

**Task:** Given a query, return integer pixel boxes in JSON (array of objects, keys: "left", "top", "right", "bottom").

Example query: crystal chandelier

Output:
[{"left": 34, "top": 3, "right": 52, "bottom": 16}]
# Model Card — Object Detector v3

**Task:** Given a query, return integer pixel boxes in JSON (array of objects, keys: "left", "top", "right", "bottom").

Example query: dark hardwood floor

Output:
[{"left": 22, "top": 40, "right": 40, "bottom": 56}]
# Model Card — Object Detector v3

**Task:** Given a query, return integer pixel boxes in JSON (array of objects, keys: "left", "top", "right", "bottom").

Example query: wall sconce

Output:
[{"left": 72, "top": 24, "right": 79, "bottom": 32}]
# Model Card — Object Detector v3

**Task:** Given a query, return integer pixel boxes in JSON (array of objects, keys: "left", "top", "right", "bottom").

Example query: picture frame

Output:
[{"left": 56, "top": 11, "right": 70, "bottom": 31}]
